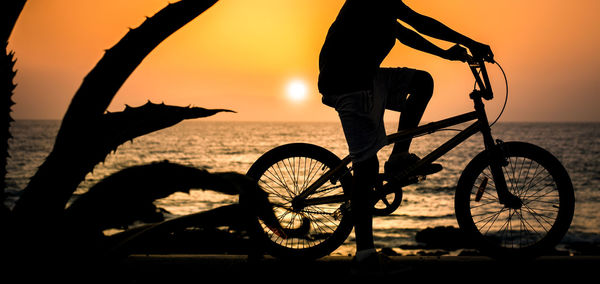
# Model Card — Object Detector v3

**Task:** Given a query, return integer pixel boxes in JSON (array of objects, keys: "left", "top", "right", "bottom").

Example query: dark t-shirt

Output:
[{"left": 318, "top": 0, "right": 401, "bottom": 96}]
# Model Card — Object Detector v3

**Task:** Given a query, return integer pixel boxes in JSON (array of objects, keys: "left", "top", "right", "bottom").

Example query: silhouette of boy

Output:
[{"left": 318, "top": 0, "right": 493, "bottom": 268}]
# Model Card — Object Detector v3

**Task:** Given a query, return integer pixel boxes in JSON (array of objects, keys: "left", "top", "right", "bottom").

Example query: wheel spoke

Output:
[
  {"left": 247, "top": 145, "right": 353, "bottom": 259},
  {"left": 461, "top": 143, "right": 573, "bottom": 254}
]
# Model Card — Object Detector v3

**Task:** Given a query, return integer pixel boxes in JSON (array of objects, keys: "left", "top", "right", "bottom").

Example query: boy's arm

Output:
[
  {"left": 395, "top": 21, "right": 468, "bottom": 62},
  {"left": 396, "top": 1, "right": 494, "bottom": 61}
]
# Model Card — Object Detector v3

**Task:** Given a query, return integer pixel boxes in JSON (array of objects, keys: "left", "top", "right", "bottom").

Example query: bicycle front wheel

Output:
[
  {"left": 455, "top": 141, "right": 575, "bottom": 258},
  {"left": 246, "top": 143, "right": 354, "bottom": 260}
]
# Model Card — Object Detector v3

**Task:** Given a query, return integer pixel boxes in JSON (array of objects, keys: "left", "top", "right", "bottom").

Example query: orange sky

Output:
[{"left": 8, "top": 0, "right": 600, "bottom": 122}]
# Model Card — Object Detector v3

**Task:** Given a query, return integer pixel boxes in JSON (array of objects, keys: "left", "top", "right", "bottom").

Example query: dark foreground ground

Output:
[
  {"left": 107, "top": 226, "right": 600, "bottom": 283},
  {"left": 117, "top": 254, "right": 600, "bottom": 283}
]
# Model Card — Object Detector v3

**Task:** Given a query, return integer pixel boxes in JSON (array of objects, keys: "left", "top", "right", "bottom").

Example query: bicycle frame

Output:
[{"left": 293, "top": 59, "right": 516, "bottom": 209}]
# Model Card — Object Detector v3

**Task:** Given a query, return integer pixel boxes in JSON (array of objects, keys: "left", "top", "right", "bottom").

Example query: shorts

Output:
[{"left": 322, "top": 67, "right": 417, "bottom": 163}]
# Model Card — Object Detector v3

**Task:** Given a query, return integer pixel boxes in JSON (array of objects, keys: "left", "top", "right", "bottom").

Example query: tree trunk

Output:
[{"left": 1, "top": 0, "right": 26, "bottom": 220}]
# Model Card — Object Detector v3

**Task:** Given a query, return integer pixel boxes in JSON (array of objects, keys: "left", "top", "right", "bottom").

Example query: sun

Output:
[{"left": 286, "top": 79, "right": 308, "bottom": 102}]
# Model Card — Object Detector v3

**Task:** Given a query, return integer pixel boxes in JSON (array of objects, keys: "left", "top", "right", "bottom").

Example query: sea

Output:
[{"left": 5, "top": 120, "right": 600, "bottom": 255}]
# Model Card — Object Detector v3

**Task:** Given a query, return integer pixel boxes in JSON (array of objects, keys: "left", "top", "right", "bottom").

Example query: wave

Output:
[
  {"left": 389, "top": 213, "right": 455, "bottom": 220},
  {"left": 412, "top": 185, "right": 456, "bottom": 194}
]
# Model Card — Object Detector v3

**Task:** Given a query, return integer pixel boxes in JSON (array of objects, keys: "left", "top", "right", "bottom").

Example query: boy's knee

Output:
[
  {"left": 408, "top": 71, "right": 434, "bottom": 102},
  {"left": 415, "top": 70, "right": 434, "bottom": 92}
]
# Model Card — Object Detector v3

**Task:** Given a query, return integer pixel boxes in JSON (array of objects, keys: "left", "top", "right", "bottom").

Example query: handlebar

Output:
[{"left": 465, "top": 54, "right": 494, "bottom": 65}]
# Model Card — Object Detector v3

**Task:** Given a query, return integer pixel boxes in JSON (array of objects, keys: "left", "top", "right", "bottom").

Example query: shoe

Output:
[
  {"left": 350, "top": 250, "right": 391, "bottom": 276},
  {"left": 384, "top": 153, "right": 442, "bottom": 179},
  {"left": 350, "top": 250, "right": 413, "bottom": 278}
]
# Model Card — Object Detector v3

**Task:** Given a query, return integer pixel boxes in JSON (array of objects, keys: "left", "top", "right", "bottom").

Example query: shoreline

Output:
[{"left": 121, "top": 224, "right": 600, "bottom": 258}]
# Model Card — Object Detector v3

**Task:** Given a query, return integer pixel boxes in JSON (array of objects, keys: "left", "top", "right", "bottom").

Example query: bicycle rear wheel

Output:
[
  {"left": 246, "top": 143, "right": 353, "bottom": 260},
  {"left": 455, "top": 141, "right": 574, "bottom": 258}
]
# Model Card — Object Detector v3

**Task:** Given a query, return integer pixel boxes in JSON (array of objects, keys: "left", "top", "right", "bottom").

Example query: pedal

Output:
[{"left": 387, "top": 175, "right": 419, "bottom": 188}]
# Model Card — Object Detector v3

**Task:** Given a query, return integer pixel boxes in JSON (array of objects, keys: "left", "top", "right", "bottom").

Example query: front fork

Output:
[
  {"left": 474, "top": 96, "right": 522, "bottom": 209},
  {"left": 487, "top": 140, "right": 522, "bottom": 209}
]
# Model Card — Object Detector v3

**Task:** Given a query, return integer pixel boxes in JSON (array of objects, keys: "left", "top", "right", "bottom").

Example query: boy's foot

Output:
[
  {"left": 384, "top": 153, "right": 442, "bottom": 180},
  {"left": 351, "top": 249, "right": 390, "bottom": 276},
  {"left": 350, "top": 249, "right": 413, "bottom": 277}
]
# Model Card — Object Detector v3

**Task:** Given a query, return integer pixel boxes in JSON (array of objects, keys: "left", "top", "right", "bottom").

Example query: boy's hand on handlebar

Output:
[
  {"left": 468, "top": 41, "right": 494, "bottom": 63},
  {"left": 444, "top": 44, "right": 469, "bottom": 62}
]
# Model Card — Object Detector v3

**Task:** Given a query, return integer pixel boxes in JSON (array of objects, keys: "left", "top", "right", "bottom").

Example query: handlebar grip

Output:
[
  {"left": 466, "top": 54, "right": 481, "bottom": 67},
  {"left": 466, "top": 53, "right": 494, "bottom": 65}
]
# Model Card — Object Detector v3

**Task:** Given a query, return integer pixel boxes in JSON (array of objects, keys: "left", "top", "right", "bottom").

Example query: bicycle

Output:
[{"left": 245, "top": 56, "right": 575, "bottom": 260}]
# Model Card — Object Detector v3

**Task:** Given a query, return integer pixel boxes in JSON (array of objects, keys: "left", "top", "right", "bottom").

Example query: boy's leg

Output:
[
  {"left": 322, "top": 89, "right": 387, "bottom": 258},
  {"left": 391, "top": 70, "right": 434, "bottom": 154},
  {"left": 351, "top": 155, "right": 379, "bottom": 253},
  {"left": 379, "top": 68, "right": 442, "bottom": 177}
]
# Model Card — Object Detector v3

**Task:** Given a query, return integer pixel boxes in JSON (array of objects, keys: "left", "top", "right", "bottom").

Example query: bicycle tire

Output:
[
  {"left": 246, "top": 143, "right": 354, "bottom": 260},
  {"left": 455, "top": 141, "right": 575, "bottom": 258}
]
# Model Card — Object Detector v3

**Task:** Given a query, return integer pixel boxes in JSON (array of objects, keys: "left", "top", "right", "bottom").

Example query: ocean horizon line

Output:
[{"left": 9, "top": 119, "right": 600, "bottom": 124}]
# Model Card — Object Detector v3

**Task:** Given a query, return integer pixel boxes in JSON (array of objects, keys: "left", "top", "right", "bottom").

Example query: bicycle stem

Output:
[{"left": 468, "top": 59, "right": 494, "bottom": 100}]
